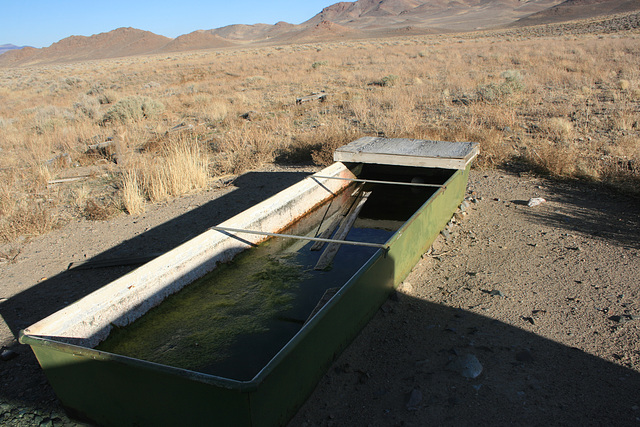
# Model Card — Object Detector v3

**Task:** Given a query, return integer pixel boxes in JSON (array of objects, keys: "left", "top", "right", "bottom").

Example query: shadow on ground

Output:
[
  {"left": 502, "top": 166, "right": 640, "bottom": 249},
  {"left": 290, "top": 292, "right": 640, "bottom": 426},
  {"left": 525, "top": 183, "right": 639, "bottom": 249}
]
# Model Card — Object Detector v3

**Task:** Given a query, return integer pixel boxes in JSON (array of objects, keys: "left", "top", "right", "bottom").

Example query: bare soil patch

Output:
[{"left": 1, "top": 165, "right": 639, "bottom": 426}]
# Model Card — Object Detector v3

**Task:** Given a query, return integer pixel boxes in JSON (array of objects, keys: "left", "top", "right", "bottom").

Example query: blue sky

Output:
[{"left": 1, "top": 1, "right": 337, "bottom": 48}]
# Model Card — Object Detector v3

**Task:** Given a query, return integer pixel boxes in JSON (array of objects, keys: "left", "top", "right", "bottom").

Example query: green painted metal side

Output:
[
  {"left": 20, "top": 166, "right": 470, "bottom": 427},
  {"left": 387, "top": 165, "right": 469, "bottom": 286},
  {"left": 24, "top": 336, "right": 252, "bottom": 426}
]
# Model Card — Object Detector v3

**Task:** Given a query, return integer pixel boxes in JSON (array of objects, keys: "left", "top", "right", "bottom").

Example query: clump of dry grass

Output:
[
  {"left": 83, "top": 199, "right": 120, "bottom": 221},
  {"left": 125, "top": 137, "right": 209, "bottom": 204},
  {"left": 121, "top": 170, "right": 145, "bottom": 215},
  {"left": 0, "top": 200, "right": 57, "bottom": 242}
]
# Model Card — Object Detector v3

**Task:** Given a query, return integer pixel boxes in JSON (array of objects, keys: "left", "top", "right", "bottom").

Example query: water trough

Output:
[{"left": 20, "top": 137, "right": 478, "bottom": 426}]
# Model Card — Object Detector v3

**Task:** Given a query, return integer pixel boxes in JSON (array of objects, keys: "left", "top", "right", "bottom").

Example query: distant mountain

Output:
[
  {"left": 302, "top": 0, "right": 565, "bottom": 32},
  {"left": 0, "top": 28, "right": 170, "bottom": 66},
  {"left": 1, "top": 0, "right": 636, "bottom": 67},
  {"left": 273, "top": 20, "right": 363, "bottom": 43},
  {"left": 0, "top": 44, "right": 29, "bottom": 55},
  {"left": 208, "top": 21, "right": 297, "bottom": 41},
  {"left": 513, "top": 0, "right": 640, "bottom": 26},
  {"left": 158, "top": 31, "right": 237, "bottom": 52}
]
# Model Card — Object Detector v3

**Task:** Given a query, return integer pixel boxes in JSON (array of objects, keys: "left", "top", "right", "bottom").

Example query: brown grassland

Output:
[{"left": 0, "top": 14, "right": 639, "bottom": 246}]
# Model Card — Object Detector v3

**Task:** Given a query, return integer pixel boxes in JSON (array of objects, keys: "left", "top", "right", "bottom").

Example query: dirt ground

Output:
[{"left": 1, "top": 164, "right": 639, "bottom": 426}]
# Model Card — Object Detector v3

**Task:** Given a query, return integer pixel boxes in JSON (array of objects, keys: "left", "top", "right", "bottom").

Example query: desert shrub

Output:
[
  {"left": 96, "top": 90, "right": 118, "bottom": 105},
  {"left": 617, "top": 79, "right": 630, "bottom": 90},
  {"left": 500, "top": 70, "right": 524, "bottom": 93},
  {"left": 63, "top": 77, "right": 84, "bottom": 88},
  {"left": 370, "top": 75, "right": 399, "bottom": 87},
  {"left": 0, "top": 199, "right": 58, "bottom": 242},
  {"left": 203, "top": 99, "right": 229, "bottom": 123},
  {"left": 0, "top": 117, "right": 12, "bottom": 129},
  {"left": 33, "top": 106, "right": 73, "bottom": 134},
  {"left": 312, "top": 61, "right": 328, "bottom": 69},
  {"left": 523, "top": 139, "right": 578, "bottom": 177},
  {"left": 476, "top": 70, "right": 524, "bottom": 101},
  {"left": 102, "top": 96, "right": 164, "bottom": 124},
  {"left": 607, "top": 135, "right": 640, "bottom": 160},
  {"left": 83, "top": 199, "right": 120, "bottom": 221},
  {"left": 73, "top": 95, "right": 101, "bottom": 119},
  {"left": 542, "top": 117, "right": 575, "bottom": 142}
]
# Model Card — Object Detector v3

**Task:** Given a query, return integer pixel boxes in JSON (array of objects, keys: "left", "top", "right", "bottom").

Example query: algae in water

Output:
[{"left": 97, "top": 248, "right": 305, "bottom": 373}]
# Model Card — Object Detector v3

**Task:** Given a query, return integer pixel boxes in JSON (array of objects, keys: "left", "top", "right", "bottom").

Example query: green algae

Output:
[{"left": 96, "top": 246, "right": 305, "bottom": 373}]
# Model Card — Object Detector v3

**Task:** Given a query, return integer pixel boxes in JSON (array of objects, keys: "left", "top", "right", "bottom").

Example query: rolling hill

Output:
[{"left": 2, "top": 0, "right": 638, "bottom": 67}]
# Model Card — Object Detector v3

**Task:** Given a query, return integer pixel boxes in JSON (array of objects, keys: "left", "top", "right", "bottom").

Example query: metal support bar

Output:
[
  {"left": 210, "top": 226, "right": 388, "bottom": 250},
  {"left": 311, "top": 175, "right": 445, "bottom": 188}
]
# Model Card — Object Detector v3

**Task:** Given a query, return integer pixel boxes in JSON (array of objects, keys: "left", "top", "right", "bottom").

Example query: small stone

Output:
[
  {"left": 0, "top": 349, "right": 18, "bottom": 361},
  {"left": 527, "top": 197, "right": 546, "bottom": 207},
  {"left": 441, "top": 230, "right": 452, "bottom": 241},
  {"left": 406, "top": 389, "right": 423, "bottom": 410},
  {"left": 445, "top": 354, "right": 483, "bottom": 379},
  {"left": 399, "top": 282, "right": 414, "bottom": 294},
  {"left": 489, "top": 290, "right": 504, "bottom": 297}
]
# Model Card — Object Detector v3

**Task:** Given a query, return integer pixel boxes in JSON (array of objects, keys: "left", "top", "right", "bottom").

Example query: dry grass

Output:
[
  {"left": 126, "top": 136, "right": 209, "bottom": 203},
  {"left": 0, "top": 17, "right": 639, "bottom": 242},
  {"left": 121, "top": 170, "right": 145, "bottom": 215}
]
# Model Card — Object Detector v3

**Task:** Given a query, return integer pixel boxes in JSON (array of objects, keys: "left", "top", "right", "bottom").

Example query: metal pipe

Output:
[
  {"left": 311, "top": 175, "right": 444, "bottom": 188},
  {"left": 210, "top": 226, "right": 388, "bottom": 250}
]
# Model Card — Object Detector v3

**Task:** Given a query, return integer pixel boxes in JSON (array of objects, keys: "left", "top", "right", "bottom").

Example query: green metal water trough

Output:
[{"left": 20, "top": 137, "right": 478, "bottom": 426}]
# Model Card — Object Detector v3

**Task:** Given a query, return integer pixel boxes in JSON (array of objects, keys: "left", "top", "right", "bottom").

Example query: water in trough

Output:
[{"left": 97, "top": 173, "right": 441, "bottom": 381}]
